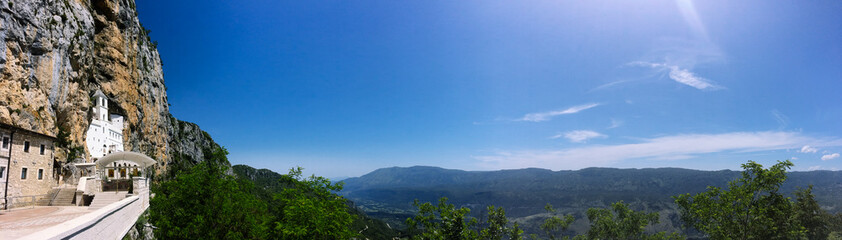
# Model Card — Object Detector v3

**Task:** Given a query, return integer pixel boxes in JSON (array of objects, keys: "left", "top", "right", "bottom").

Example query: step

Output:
[
  {"left": 88, "top": 192, "right": 128, "bottom": 209},
  {"left": 49, "top": 188, "right": 78, "bottom": 206},
  {"left": 36, "top": 189, "right": 61, "bottom": 206}
]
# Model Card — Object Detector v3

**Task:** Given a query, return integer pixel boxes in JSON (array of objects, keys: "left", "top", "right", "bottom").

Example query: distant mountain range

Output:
[{"left": 340, "top": 166, "right": 842, "bottom": 237}]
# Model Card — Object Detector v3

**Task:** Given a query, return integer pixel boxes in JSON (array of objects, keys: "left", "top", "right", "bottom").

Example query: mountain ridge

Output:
[{"left": 340, "top": 164, "right": 842, "bottom": 236}]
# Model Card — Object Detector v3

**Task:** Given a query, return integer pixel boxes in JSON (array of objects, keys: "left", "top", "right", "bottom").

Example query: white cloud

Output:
[
  {"left": 822, "top": 153, "right": 840, "bottom": 161},
  {"left": 631, "top": 62, "right": 720, "bottom": 90},
  {"left": 800, "top": 145, "right": 818, "bottom": 153},
  {"left": 609, "top": 119, "right": 624, "bottom": 129},
  {"left": 808, "top": 166, "right": 822, "bottom": 171},
  {"left": 561, "top": 130, "right": 607, "bottom": 143},
  {"left": 771, "top": 110, "right": 789, "bottom": 130},
  {"left": 667, "top": 65, "right": 717, "bottom": 90},
  {"left": 474, "top": 131, "right": 842, "bottom": 170},
  {"left": 791, "top": 157, "right": 798, "bottom": 160},
  {"left": 590, "top": 80, "right": 633, "bottom": 92},
  {"left": 519, "top": 103, "right": 600, "bottom": 122}
]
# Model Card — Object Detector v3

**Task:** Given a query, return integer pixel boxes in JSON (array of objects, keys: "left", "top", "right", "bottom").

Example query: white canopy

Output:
[
  {"left": 96, "top": 151, "right": 157, "bottom": 168},
  {"left": 74, "top": 163, "right": 96, "bottom": 167}
]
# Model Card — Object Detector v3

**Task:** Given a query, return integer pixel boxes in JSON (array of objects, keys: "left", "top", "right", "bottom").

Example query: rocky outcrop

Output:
[
  {"left": 168, "top": 115, "right": 220, "bottom": 165},
  {"left": 1, "top": 0, "right": 213, "bottom": 172}
]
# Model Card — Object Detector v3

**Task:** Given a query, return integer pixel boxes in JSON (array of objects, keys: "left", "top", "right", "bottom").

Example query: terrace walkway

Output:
[{"left": 0, "top": 206, "right": 94, "bottom": 239}]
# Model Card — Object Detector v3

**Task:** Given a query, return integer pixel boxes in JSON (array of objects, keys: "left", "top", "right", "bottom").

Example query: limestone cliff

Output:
[
  {"left": 168, "top": 116, "right": 220, "bottom": 165},
  {"left": 0, "top": 0, "right": 216, "bottom": 171}
]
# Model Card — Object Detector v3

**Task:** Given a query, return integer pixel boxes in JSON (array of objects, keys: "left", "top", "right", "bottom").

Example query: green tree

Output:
[
  {"left": 583, "top": 201, "right": 683, "bottom": 240},
  {"left": 481, "top": 205, "right": 509, "bottom": 240},
  {"left": 825, "top": 212, "right": 842, "bottom": 240},
  {"left": 793, "top": 185, "right": 829, "bottom": 239},
  {"left": 149, "top": 147, "right": 270, "bottom": 239},
  {"left": 270, "top": 167, "right": 357, "bottom": 239},
  {"left": 509, "top": 222, "right": 524, "bottom": 240},
  {"left": 541, "top": 204, "right": 575, "bottom": 240},
  {"left": 406, "top": 197, "right": 478, "bottom": 240},
  {"left": 674, "top": 160, "right": 806, "bottom": 240}
]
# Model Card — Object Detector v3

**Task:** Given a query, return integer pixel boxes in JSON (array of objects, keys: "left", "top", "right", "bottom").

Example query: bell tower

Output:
[{"left": 92, "top": 90, "right": 108, "bottom": 121}]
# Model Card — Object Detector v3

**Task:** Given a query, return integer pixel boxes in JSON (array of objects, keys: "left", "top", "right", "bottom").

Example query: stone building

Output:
[
  {"left": 85, "top": 90, "right": 125, "bottom": 162},
  {"left": 1, "top": 123, "right": 58, "bottom": 209}
]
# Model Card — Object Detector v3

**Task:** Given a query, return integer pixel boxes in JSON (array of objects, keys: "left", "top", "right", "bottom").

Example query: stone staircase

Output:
[
  {"left": 89, "top": 191, "right": 128, "bottom": 209},
  {"left": 36, "top": 188, "right": 58, "bottom": 206},
  {"left": 50, "top": 188, "right": 77, "bottom": 206}
]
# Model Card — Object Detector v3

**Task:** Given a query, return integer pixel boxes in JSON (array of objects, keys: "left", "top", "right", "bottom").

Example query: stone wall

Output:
[
  {"left": 1, "top": 128, "right": 10, "bottom": 200},
  {"left": 1, "top": 126, "right": 57, "bottom": 202}
]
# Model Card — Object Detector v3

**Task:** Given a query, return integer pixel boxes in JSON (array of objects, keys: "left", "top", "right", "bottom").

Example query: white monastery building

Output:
[{"left": 85, "top": 90, "right": 125, "bottom": 161}]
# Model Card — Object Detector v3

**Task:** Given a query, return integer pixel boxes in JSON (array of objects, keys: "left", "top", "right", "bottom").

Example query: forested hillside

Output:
[
  {"left": 231, "top": 164, "right": 404, "bottom": 239},
  {"left": 341, "top": 166, "right": 842, "bottom": 236}
]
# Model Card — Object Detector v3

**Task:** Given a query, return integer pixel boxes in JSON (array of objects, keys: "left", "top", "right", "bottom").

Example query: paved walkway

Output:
[{"left": 0, "top": 206, "right": 94, "bottom": 239}]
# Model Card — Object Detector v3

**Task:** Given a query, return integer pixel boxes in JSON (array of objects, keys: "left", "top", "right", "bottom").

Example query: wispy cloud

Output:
[
  {"left": 623, "top": 0, "right": 723, "bottom": 93},
  {"left": 771, "top": 110, "right": 789, "bottom": 130},
  {"left": 822, "top": 153, "right": 840, "bottom": 161},
  {"left": 631, "top": 62, "right": 721, "bottom": 90},
  {"left": 519, "top": 103, "right": 601, "bottom": 122},
  {"left": 608, "top": 119, "right": 624, "bottom": 129},
  {"left": 800, "top": 145, "right": 818, "bottom": 153},
  {"left": 557, "top": 130, "right": 607, "bottom": 143},
  {"left": 474, "top": 132, "right": 842, "bottom": 170},
  {"left": 589, "top": 80, "right": 635, "bottom": 92},
  {"left": 808, "top": 165, "right": 822, "bottom": 171}
]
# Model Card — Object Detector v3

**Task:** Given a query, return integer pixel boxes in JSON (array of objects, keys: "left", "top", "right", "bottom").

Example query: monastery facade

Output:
[{"left": 85, "top": 90, "right": 125, "bottom": 161}]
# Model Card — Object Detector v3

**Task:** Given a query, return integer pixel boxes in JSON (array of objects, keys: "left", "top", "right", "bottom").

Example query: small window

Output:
[
  {"left": 21, "top": 168, "right": 27, "bottom": 179},
  {"left": 0, "top": 166, "right": 5, "bottom": 178},
  {"left": 2, "top": 137, "right": 9, "bottom": 149},
  {"left": 38, "top": 169, "right": 43, "bottom": 180},
  {"left": 24, "top": 141, "right": 30, "bottom": 152},
  {"left": 40, "top": 144, "right": 45, "bottom": 155}
]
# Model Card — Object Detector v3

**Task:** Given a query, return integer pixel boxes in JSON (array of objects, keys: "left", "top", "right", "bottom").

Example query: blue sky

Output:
[{"left": 135, "top": 0, "right": 842, "bottom": 178}]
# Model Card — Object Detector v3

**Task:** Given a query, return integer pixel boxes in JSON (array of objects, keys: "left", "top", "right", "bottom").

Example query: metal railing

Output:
[{"left": 46, "top": 188, "right": 62, "bottom": 206}]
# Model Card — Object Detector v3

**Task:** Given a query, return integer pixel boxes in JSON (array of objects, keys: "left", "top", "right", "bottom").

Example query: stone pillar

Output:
[{"left": 76, "top": 190, "right": 84, "bottom": 206}]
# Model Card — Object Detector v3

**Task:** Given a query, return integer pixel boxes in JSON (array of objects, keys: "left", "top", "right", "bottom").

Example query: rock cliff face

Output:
[
  {"left": 1, "top": 0, "right": 215, "bottom": 171},
  {"left": 168, "top": 116, "right": 220, "bottom": 165}
]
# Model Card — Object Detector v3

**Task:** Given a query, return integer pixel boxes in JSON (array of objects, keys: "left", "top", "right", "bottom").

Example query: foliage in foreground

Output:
[
  {"left": 407, "top": 198, "right": 682, "bottom": 240},
  {"left": 406, "top": 197, "right": 479, "bottom": 240},
  {"left": 150, "top": 149, "right": 842, "bottom": 240},
  {"left": 583, "top": 201, "right": 683, "bottom": 240},
  {"left": 404, "top": 160, "right": 842, "bottom": 240},
  {"left": 540, "top": 203, "right": 574, "bottom": 240},
  {"left": 269, "top": 167, "right": 356, "bottom": 239},
  {"left": 149, "top": 146, "right": 358, "bottom": 239},
  {"left": 149, "top": 147, "right": 269, "bottom": 239},
  {"left": 674, "top": 160, "right": 841, "bottom": 240}
]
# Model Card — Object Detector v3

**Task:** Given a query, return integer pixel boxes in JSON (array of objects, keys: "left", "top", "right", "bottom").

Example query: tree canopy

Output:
[
  {"left": 149, "top": 146, "right": 360, "bottom": 239},
  {"left": 149, "top": 148, "right": 269, "bottom": 239},
  {"left": 583, "top": 201, "right": 683, "bottom": 240},
  {"left": 674, "top": 160, "right": 809, "bottom": 239}
]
